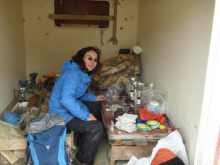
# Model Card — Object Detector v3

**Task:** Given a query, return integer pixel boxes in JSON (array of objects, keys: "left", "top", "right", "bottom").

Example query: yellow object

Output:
[
  {"left": 147, "top": 120, "right": 158, "bottom": 125},
  {"left": 112, "top": 94, "right": 118, "bottom": 102},
  {"left": 146, "top": 120, "right": 160, "bottom": 129},
  {"left": 137, "top": 124, "right": 151, "bottom": 129},
  {"left": 159, "top": 125, "right": 166, "bottom": 130}
]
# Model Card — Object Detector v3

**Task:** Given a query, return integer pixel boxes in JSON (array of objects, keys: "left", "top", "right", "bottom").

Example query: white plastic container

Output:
[
  {"left": 149, "top": 101, "right": 159, "bottom": 113},
  {"left": 19, "top": 102, "right": 29, "bottom": 107}
]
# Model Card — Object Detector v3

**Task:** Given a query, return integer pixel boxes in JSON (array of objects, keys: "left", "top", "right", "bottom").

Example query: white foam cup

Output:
[{"left": 150, "top": 101, "right": 159, "bottom": 113}]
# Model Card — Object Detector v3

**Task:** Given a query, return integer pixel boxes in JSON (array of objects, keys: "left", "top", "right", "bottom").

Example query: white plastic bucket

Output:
[{"left": 149, "top": 101, "right": 159, "bottom": 113}]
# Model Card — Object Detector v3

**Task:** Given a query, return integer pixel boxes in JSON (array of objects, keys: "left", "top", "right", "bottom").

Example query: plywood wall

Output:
[
  {"left": 22, "top": 0, "right": 138, "bottom": 81},
  {"left": 0, "top": 0, "right": 26, "bottom": 114},
  {"left": 137, "top": 0, "right": 215, "bottom": 163}
]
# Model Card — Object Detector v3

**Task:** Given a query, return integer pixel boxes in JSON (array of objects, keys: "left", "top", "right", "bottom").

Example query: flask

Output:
[
  {"left": 114, "top": 108, "right": 124, "bottom": 123},
  {"left": 128, "top": 107, "right": 134, "bottom": 114}
]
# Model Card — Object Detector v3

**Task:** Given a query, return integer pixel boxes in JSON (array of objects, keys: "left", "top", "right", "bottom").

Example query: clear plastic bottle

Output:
[
  {"left": 137, "top": 91, "right": 141, "bottom": 105},
  {"left": 134, "top": 91, "right": 138, "bottom": 114},
  {"left": 130, "top": 85, "right": 134, "bottom": 98},
  {"left": 110, "top": 120, "right": 114, "bottom": 131}
]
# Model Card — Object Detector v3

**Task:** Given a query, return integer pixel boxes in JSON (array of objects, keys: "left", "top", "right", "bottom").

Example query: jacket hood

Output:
[
  {"left": 62, "top": 60, "right": 81, "bottom": 73},
  {"left": 62, "top": 60, "right": 93, "bottom": 79}
]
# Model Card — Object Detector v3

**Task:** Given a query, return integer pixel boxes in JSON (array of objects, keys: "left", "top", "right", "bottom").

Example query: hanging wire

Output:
[{"left": 100, "top": 16, "right": 104, "bottom": 46}]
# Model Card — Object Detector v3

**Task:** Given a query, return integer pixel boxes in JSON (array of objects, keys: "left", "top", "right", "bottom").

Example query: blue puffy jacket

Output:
[{"left": 49, "top": 60, "right": 97, "bottom": 123}]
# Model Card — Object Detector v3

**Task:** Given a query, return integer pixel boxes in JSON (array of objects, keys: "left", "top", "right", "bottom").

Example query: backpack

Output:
[{"left": 26, "top": 113, "right": 71, "bottom": 165}]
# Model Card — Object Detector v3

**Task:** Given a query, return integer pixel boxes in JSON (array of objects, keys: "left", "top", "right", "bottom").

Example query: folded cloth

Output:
[
  {"left": 118, "top": 116, "right": 136, "bottom": 125},
  {"left": 115, "top": 113, "right": 138, "bottom": 133},
  {"left": 115, "top": 121, "right": 125, "bottom": 130},
  {"left": 124, "top": 124, "right": 137, "bottom": 133},
  {"left": 120, "top": 113, "right": 138, "bottom": 121}
]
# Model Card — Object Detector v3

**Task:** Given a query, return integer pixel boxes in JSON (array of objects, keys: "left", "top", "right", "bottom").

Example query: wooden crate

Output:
[{"left": 0, "top": 131, "right": 74, "bottom": 164}]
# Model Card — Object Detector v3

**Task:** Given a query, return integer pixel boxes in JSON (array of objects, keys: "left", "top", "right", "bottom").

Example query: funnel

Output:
[
  {"left": 19, "top": 80, "right": 28, "bottom": 87},
  {"left": 48, "top": 73, "right": 56, "bottom": 79},
  {"left": 30, "top": 72, "right": 38, "bottom": 85},
  {"left": 30, "top": 73, "right": 38, "bottom": 80}
]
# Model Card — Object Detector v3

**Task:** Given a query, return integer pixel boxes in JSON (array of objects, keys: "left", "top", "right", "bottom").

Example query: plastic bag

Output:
[
  {"left": 26, "top": 113, "right": 66, "bottom": 134},
  {"left": 139, "top": 108, "right": 165, "bottom": 124},
  {"left": 150, "top": 130, "right": 189, "bottom": 165},
  {"left": 141, "top": 83, "right": 168, "bottom": 114},
  {"left": 134, "top": 130, "right": 189, "bottom": 165},
  {"left": 0, "top": 120, "right": 27, "bottom": 150},
  {"left": 105, "top": 85, "right": 123, "bottom": 103}
]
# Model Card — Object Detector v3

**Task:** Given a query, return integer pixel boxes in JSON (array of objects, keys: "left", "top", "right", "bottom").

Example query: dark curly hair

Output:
[{"left": 72, "top": 46, "right": 102, "bottom": 75}]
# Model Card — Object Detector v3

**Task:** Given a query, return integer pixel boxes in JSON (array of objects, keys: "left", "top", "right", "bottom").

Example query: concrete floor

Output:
[
  {"left": 74, "top": 130, "right": 129, "bottom": 165},
  {"left": 94, "top": 131, "right": 128, "bottom": 165}
]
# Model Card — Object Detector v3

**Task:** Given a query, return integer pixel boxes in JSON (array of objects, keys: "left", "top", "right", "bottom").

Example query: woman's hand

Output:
[
  {"left": 87, "top": 113, "right": 97, "bottom": 121},
  {"left": 96, "top": 95, "right": 106, "bottom": 101}
]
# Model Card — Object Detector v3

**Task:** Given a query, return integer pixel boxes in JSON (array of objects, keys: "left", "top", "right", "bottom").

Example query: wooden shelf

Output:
[{"left": 48, "top": 14, "right": 114, "bottom": 21}]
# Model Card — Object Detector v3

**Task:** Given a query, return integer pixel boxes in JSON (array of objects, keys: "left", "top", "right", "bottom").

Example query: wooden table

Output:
[{"left": 99, "top": 89, "right": 174, "bottom": 165}]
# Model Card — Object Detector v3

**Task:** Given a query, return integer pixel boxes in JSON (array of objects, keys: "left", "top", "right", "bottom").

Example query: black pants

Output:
[{"left": 66, "top": 102, "right": 103, "bottom": 164}]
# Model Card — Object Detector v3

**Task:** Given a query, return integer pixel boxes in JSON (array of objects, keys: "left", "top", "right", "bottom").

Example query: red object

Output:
[
  {"left": 151, "top": 148, "right": 184, "bottom": 165},
  {"left": 164, "top": 128, "right": 180, "bottom": 133},
  {"left": 139, "top": 108, "right": 165, "bottom": 124}
]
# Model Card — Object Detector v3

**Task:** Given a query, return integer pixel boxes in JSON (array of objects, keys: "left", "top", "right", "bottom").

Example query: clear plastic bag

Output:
[
  {"left": 141, "top": 83, "right": 168, "bottom": 114},
  {"left": 105, "top": 85, "right": 123, "bottom": 103}
]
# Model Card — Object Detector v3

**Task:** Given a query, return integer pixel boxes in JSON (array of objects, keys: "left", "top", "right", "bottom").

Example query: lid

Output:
[
  {"left": 150, "top": 101, "right": 159, "bottom": 105},
  {"left": 133, "top": 46, "right": 142, "bottom": 55}
]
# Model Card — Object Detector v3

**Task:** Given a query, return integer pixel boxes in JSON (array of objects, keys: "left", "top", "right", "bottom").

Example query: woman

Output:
[{"left": 49, "top": 46, "right": 106, "bottom": 165}]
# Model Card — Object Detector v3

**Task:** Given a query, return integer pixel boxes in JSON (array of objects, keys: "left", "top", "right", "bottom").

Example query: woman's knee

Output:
[{"left": 91, "top": 121, "right": 103, "bottom": 135}]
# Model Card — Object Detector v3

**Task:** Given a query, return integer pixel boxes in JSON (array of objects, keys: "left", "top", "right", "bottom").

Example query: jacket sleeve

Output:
[
  {"left": 78, "top": 93, "right": 97, "bottom": 102},
  {"left": 60, "top": 73, "right": 90, "bottom": 121}
]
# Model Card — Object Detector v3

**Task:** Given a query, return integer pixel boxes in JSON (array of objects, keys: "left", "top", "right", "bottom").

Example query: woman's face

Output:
[{"left": 83, "top": 50, "right": 98, "bottom": 71}]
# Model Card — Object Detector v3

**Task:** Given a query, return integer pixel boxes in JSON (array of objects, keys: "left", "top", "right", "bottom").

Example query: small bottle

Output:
[
  {"left": 130, "top": 85, "right": 134, "bottom": 98},
  {"left": 137, "top": 91, "right": 141, "bottom": 104},
  {"left": 128, "top": 107, "right": 134, "bottom": 114},
  {"left": 134, "top": 90, "right": 138, "bottom": 114},
  {"left": 110, "top": 120, "right": 114, "bottom": 131}
]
